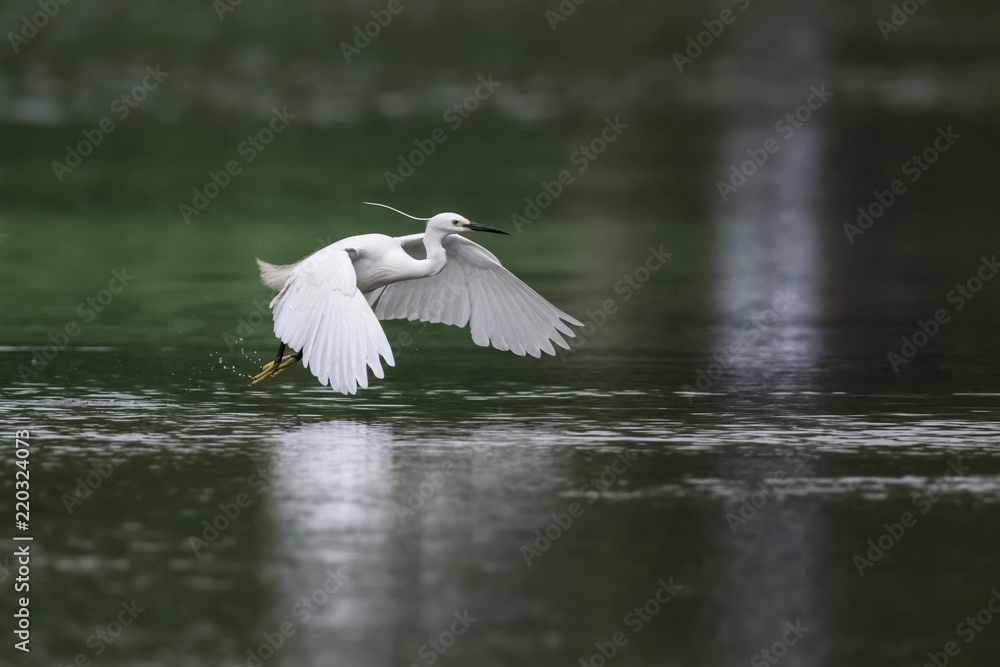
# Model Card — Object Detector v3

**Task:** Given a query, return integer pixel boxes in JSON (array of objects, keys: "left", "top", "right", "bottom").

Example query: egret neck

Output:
[{"left": 419, "top": 224, "right": 451, "bottom": 277}]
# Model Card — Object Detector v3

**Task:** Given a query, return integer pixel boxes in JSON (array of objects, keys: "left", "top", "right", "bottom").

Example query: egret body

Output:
[{"left": 252, "top": 204, "right": 582, "bottom": 394}]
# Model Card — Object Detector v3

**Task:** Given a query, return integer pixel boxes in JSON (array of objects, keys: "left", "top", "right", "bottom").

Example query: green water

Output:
[
  {"left": 2, "top": 115, "right": 1000, "bottom": 666},
  {"left": 3, "top": 1, "right": 1000, "bottom": 666}
]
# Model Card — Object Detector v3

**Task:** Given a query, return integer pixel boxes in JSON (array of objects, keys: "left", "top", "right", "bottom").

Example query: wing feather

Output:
[
  {"left": 372, "top": 235, "right": 581, "bottom": 356},
  {"left": 270, "top": 246, "right": 394, "bottom": 394}
]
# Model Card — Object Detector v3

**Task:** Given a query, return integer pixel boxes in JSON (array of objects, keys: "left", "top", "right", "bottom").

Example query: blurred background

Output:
[{"left": 2, "top": 1, "right": 1000, "bottom": 666}]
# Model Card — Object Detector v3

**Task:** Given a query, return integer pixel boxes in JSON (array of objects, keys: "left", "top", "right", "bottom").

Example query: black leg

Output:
[{"left": 273, "top": 342, "right": 286, "bottom": 366}]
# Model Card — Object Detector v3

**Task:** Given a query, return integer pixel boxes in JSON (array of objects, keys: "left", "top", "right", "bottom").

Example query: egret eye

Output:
[{"left": 453, "top": 220, "right": 461, "bottom": 226}]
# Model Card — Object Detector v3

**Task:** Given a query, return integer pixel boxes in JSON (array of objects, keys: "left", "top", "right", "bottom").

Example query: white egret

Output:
[{"left": 252, "top": 203, "right": 583, "bottom": 394}]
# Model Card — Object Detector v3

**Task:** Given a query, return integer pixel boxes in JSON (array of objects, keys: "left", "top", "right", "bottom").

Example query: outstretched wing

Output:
[
  {"left": 269, "top": 245, "right": 394, "bottom": 394},
  {"left": 370, "top": 234, "right": 582, "bottom": 357}
]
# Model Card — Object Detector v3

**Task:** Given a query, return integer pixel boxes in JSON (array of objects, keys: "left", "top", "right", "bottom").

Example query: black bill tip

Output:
[{"left": 467, "top": 222, "right": 510, "bottom": 235}]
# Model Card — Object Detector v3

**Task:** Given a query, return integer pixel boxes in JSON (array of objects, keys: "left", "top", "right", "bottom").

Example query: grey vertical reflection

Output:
[
  {"left": 711, "top": 123, "right": 823, "bottom": 391},
  {"left": 706, "top": 2, "right": 827, "bottom": 665},
  {"left": 268, "top": 420, "right": 397, "bottom": 666},
  {"left": 264, "top": 419, "right": 574, "bottom": 666}
]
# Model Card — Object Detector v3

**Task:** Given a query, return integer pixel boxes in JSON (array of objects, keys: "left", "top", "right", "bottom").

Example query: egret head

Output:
[
  {"left": 364, "top": 202, "right": 509, "bottom": 236},
  {"left": 429, "top": 212, "right": 509, "bottom": 236}
]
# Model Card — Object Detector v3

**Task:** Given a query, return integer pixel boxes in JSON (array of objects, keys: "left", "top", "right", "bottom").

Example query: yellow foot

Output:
[{"left": 252, "top": 351, "right": 301, "bottom": 385}]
